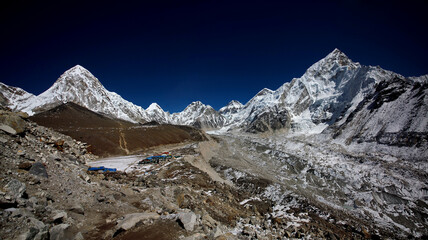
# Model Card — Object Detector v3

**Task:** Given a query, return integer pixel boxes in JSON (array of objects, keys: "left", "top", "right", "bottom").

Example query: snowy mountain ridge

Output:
[
  {"left": 1, "top": 49, "right": 426, "bottom": 139},
  {"left": 220, "top": 48, "right": 415, "bottom": 135},
  {"left": 171, "top": 101, "right": 226, "bottom": 129},
  {"left": 0, "top": 82, "right": 36, "bottom": 111},
  {"left": 1, "top": 65, "right": 227, "bottom": 127},
  {"left": 5, "top": 65, "right": 151, "bottom": 123}
]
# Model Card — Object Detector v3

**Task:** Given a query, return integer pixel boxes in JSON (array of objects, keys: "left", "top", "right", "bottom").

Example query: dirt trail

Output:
[
  {"left": 184, "top": 138, "right": 233, "bottom": 186},
  {"left": 118, "top": 123, "right": 130, "bottom": 154}
]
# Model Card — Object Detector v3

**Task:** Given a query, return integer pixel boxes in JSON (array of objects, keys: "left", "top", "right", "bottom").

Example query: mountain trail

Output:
[
  {"left": 118, "top": 124, "right": 130, "bottom": 155},
  {"left": 184, "top": 138, "right": 233, "bottom": 186}
]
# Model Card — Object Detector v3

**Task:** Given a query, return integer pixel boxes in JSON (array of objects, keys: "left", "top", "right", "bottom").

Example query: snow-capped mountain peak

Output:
[
  {"left": 144, "top": 103, "right": 171, "bottom": 123},
  {"left": 63, "top": 64, "right": 87, "bottom": 75},
  {"left": 180, "top": 101, "right": 213, "bottom": 116},
  {"left": 171, "top": 101, "right": 225, "bottom": 129},
  {"left": 146, "top": 103, "right": 163, "bottom": 112},
  {"left": 306, "top": 48, "right": 359, "bottom": 76},
  {"left": 217, "top": 48, "right": 426, "bottom": 136},
  {"left": 53, "top": 65, "right": 104, "bottom": 90},
  {"left": 219, "top": 100, "right": 243, "bottom": 114},
  {"left": 256, "top": 88, "right": 274, "bottom": 96},
  {"left": 325, "top": 48, "right": 350, "bottom": 62},
  {"left": 13, "top": 65, "right": 149, "bottom": 123}
]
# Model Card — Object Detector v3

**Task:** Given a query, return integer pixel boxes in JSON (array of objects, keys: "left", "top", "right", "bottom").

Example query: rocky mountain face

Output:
[
  {"left": 0, "top": 83, "right": 35, "bottom": 112},
  {"left": 329, "top": 75, "right": 428, "bottom": 147},
  {"left": 224, "top": 49, "right": 426, "bottom": 139},
  {"left": 219, "top": 100, "right": 243, "bottom": 117},
  {"left": 171, "top": 101, "right": 226, "bottom": 130},
  {"left": 221, "top": 49, "right": 413, "bottom": 135}
]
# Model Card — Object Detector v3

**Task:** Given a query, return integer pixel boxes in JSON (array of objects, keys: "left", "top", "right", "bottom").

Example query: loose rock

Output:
[
  {"left": 115, "top": 212, "right": 160, "bottom": 233},
  {"left": 18, "top": 162, "right": 33, "bottom": 170},
  {"left": 5, "top": 179, "right": 27, "bottom": 199},
  {"left": 52, "top": 211, "right": 67, "bottom": 224},
  {"left": 29, "top": 162, "right": 48, "bottom": 178},
  {"left": 69, "top": 203, "right": 84, "bottom": 215},
  {"left": 178, "top": 212, "right": 198, "bottom": 231},
  {"left": 49, "top": 224, "right": 69, "bottom": 240},
  {"left": 0, "top": 124, "right": 17, "bottom": 135},
  {"left": 0, "top": 113, "right": 26, "bottom": 134}
]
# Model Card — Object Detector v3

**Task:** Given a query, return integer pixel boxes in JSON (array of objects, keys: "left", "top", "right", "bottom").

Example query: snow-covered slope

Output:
[
  {"left": 172, "top": 101, "right": 226, "bottom": 129},
  {"left": 221, "top": 48, "right": 406, "bottom": 135},
  {"left": 18, "top": 65, "right": 151, "bottom": 122},
  {"left": 0, "top": 65, "right": 219, "bottom": 126},
  {"left": 0, "top": 82, "right": 35, "bottom": 111},
  {"left": 219, "top": 100, "right": 243, "bottom": 116},
  {"left": 329, "top": 75, "right": 428, "bottom": 149},
  {"left": 1, "top": 65, "right": 155, "bottom": 123},
  {"left": 144, "top": 103, "right": 171, "bottom": 123}
]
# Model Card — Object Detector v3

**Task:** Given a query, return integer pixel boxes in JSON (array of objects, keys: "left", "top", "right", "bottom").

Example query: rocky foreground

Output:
[{"left": 0, "top": 108, "right": 407, "bottom": 240}]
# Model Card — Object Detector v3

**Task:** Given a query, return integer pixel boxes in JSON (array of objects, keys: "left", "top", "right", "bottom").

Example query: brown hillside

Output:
[{"left": 29, "top": 102, "right": 207, "bottom": 156}]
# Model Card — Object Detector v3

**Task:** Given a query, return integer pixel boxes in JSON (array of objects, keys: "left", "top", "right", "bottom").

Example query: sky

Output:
[{"left": 1, "top": 0, "right": 427, "bottom": 113}]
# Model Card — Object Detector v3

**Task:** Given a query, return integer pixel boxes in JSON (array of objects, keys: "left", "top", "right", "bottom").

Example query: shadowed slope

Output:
[{"left": 30, "top": 102, "right": 207, "bottom": 156}]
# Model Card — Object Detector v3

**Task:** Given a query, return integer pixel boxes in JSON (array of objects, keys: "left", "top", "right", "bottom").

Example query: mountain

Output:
[
  {"left": 0, "top": 82, "right": 35, "bottom": 111},
  {"left": 171, "top": 101, "right": 226, "bottom": 129},
  {"left": 0, "top": 65, "right": 214, "bottom": 127},
  {"left": 220, "top": 48, "right": 419, "bottom": 135},
  {"left": 9, "top": 65, "right": 151, "bottom": 123},
  {"left": 145, "top": 103, "right": 172, "bottom": 123},
  {"left": 1, "top": 49, "right": 426, "bottom": 137},
  {"left": 219, "top": 100, "right": 243, "bottom": 115},
  {"left": 329, "top": 74, "right": 428, "bottom": 149}
]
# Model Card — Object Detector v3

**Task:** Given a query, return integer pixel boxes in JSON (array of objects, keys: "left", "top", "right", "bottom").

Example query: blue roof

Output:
[{"left": 88, "top": 166, "right": 105, "bottom": 171}]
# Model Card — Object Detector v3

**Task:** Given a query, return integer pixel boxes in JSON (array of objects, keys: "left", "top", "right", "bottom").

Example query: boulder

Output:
[
  {"left": 34, "top": 229, "right": 49, "bottom": 240},
  {"left": 5, "top": 178, "right": 27, "bottom": 199},
  {"left": 21, "top": 218, "right": 49, "bottom": 240},
  {"left": 29, "top": 162, "right": 48, "bottom": 178},
  {"left": 116, "top": 212, "right": 160, "bottom": 232},
  {"left": 0, "top": 113, "right": 26, "bottom": 134},
  {"left": 49, "top": 224, "right": 69, "bottom": 240},
  {"left": 0, "top": 136, "right": 7, "bottom": 143},
  {"left": 0, "top": 124, "right": 17, "bottom": 135},
  {"left": 29, "top": 217, "right": 46, "bottom": 230},
  {"left": 20, "top": 227, "right": 39, "bottom": 240},
  {"left": 178, "top": 212, "right": 198, "bottom": 231},
  {"left": 18, "top": 162, "right": 33, "bottom": 170},
  {"left": 52, "top": 211, "right": 67, "bottom": 224},
  {"left": 69, "top": 203, "right": 84, "bottom": 215}
]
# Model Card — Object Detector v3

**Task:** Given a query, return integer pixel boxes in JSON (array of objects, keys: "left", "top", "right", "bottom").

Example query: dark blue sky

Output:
[{"left": 1, "top": 0, "right": 427, "bottom": 113}]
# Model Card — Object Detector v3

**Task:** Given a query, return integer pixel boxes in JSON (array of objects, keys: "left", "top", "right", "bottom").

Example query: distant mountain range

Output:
[{"left": 1, "top": 48, "right": 427, "bottom": 146}]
